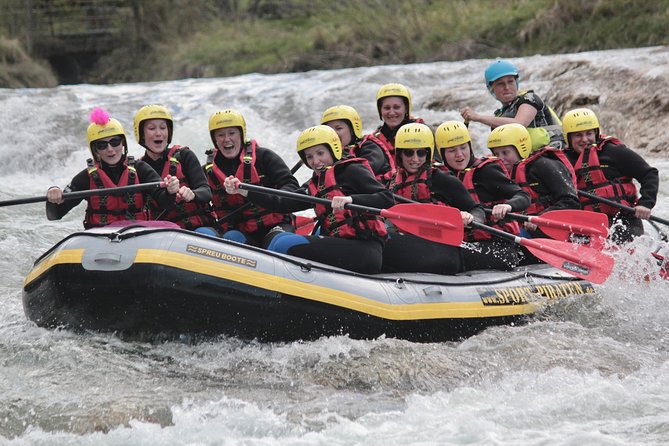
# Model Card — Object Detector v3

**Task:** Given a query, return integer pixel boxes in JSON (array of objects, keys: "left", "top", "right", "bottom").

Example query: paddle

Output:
[
  {"left": 578, "top": 190, "right": 669, "bottom": 226},
  {"left": 392, "top": 193, "right": 613, "bottom": 281},
  {"left": 484, "top": 208, "right": 609, "bottom": 245},
  {"left": 238, "top": 183, "right": 464, "bottom": 246},
  {"left": 0, "top": 182, "right": 164, "bottom": 208},
  {"left": 469, "top": 221, "right": 614, "bottom": 284},
  {"left": 216, "top": 160, "right": 303, "bottom": 225},
  {"left": 294, "top": 215, "right": 317, "bottom": 235}
]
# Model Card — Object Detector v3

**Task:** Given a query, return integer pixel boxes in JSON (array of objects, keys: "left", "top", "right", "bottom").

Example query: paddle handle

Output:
[
  {"left": 0, "top": 182, "right": 164, "bottom": 208},
  {"left": 216, "top": 160, "right": 303, "bottom": 224},
  {"left": 578, "top": 190, "right": 669, "bottom": 226}
]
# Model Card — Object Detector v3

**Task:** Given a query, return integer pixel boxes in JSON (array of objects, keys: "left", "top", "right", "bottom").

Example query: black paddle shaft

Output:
[
  {"left": 0, "top": 182, "right": 163, "bottom": 207},
  {"left": 216, "top": 160, "right": 303, "bottom": 224},
  {"left": 578, "top": 190, "right": 669, "bottom": 226},
  {"left": 239, "top": 183, "right": 383, "bottom": 216}
]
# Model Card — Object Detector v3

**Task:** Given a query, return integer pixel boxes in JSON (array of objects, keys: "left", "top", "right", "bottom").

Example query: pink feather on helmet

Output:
[{"left": 90, "top": 107, "right": 110, "bottom": 125}]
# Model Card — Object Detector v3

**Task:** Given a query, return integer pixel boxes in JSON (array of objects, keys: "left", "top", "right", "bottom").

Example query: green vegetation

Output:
[
  {"left": 0, "top": 36, "right": 57, "bottom": 88},
  {"left": 1, "top": 0, "right": 669, "bottom": 86}
]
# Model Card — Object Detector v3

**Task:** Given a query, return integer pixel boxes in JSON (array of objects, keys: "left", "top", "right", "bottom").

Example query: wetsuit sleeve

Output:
[
  {"left": 180, "top": 148, "right": 213, "bottom": 203},
  {"left": 246, "top": 181, "right": 311, "bottom": 213},
  {"left": 603, "top": 142, "right": 659, "bottom": 209},
  {"left": 477, "top": 163, "right": 531, "bottom": 212},
  {"left": 46, "top": 169, "right": 90, "bottom": 220},
  {"left": 431, "top": 169, "right": 485, "bottom": 223},
  {"left": 136, "top": 161, "right": 175, "bottom": 209},
  {"left": 256, "top": 147, "right": 301, "bottom": 190},
  {"left": 527, "top": 157, "right": 581, "bottom": 213},
  {"left": 356, "top": 138, "right": 388, "bottom": 176},
  {"left": 243, "top": 146, "right": 306, "bottom": 212},
  {"left": 337, "top": 163, "right": 394, "bottom": 209}
]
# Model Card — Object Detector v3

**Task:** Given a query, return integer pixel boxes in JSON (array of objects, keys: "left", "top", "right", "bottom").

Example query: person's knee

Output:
[
  {"left": 194, "top": 226, "right": 219, "bottom": 237},
  {"left": 222, "top": 230, "right": 247, "bottom": 244},
  {"left": 267, "top": 232, "right": 309, "bottom": 253}
]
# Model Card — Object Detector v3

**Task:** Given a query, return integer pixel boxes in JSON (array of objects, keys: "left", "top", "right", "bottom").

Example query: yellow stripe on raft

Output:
[
  {"left": 23, "top": 249, "right": 85, "bottom": 286},
  {"left": 24, "top": 248, "right": 542, "bottom": 320},
  {"left": 133, "top": 249, "right": 537, "bottom": 320}
]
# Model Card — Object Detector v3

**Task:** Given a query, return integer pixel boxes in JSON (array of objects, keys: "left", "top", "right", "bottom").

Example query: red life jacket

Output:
[
  {"left": 150, "top": 145, "right": 217, "bottom": 230},
  {"left": 373, "top": 117, "right": 425, "bottom": 158},
  {"left": 347, "top": 133, "right": 397, "bottom": 185},
  {"left": 391, "top": 167, "right": 438, "bottom": 204},
  {"left": 205, "top": 140, "right": 290, "bottom": 234},
  {"left": 457, "top": 157, "right": 521, "bottom": 241},
  {"left": 84, "top": 156, "right": 150, "bottom": 229},
  {"left": 307, "top": 158, "right": 388, "bottom": 240},
  {"left": 574, "top": 135, "right": 638, "bottom": 217},
  {"left": 511, "top": 147, "right": 577, "bottom": 215}
]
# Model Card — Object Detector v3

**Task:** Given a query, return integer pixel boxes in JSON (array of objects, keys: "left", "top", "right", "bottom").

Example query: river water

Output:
[{"left": 1, "top": 47, "right": 669, "bottom": 445}]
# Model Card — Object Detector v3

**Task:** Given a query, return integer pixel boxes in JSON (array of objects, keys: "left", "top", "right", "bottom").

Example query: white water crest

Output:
[{"left": 1, "top": 46, "right": 669, "bottom": 445}]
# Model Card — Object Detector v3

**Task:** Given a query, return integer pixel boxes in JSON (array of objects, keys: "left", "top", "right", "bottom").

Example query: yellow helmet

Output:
[
  {"left": 376, "top": 83, "right": 412, "bottom": 119},
  {"left": 320, "top": 105, "right": 363, "bottom": 139},
  {"left": 86, "top": 108, "right": 127, "bottom": 157},
  {"left": 394, "top": 122, "right": 434, "bottom": 161},
  {"left": 208, "top": 109, "right": 248, "bottom": 145},
  {"left": 562, "top": 108, "right": 600, "bottom": 143},
  {"left": 296, "top": 125, "right": 343, "bottom": 164},
  {"left": 487, "top": 123, "right": 532, "bottom": 159},
  {"left": 435, "top": 121, "right": 471, "bottom": 150},
  {"left": 133, "top": 105, "right": 173, "bottom": 146}
]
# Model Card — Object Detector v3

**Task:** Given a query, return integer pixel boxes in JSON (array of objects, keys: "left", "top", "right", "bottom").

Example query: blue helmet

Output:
[{"left": 484, "top": 59, "right": 519, "bottom": 93}]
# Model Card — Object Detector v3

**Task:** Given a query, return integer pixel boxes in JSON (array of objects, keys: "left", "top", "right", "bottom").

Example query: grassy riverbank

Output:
[{"left": 2, "top": 0, "right": 669, "bottom": 86}]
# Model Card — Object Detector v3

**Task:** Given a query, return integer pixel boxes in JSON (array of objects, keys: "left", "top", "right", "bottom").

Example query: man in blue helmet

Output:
[{"left": 460, "top": 59, "right": 565, "bottom": 150}]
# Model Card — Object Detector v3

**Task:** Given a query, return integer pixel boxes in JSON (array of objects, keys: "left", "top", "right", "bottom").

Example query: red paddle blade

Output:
[
  {"left": 533, "top": 210, "right": 609, "bottom": 249},
  {"left": 294, "top": 215, "right": 316, "bottom": 236},
  {"left": 520, "top": 237, "right": 614, "bottom": 284},
  {"left": 381, "top": 203, "right": 464, "bottom": 246}
]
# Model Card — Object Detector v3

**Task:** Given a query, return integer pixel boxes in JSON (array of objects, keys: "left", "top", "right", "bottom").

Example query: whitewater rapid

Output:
[{"left": 1, "top": 47, "right": 668, "bottom": 445}]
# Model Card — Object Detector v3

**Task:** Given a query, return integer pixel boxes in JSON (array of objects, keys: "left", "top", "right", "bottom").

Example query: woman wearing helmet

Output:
[
  {"left": 562, "top": 108, "right": 659, "bottom": 244},
  {"left": 487, "top": 123, "right": 580, "bottom": 238},
  {"left": 224, "top": 125, "right": 394, "bottom": 274},
  {"left": 321, "top": 104, "right": 396, "bottom": 186},
  {"left": 460, "top": 59, "right": 564, "bottom": 150},
  {"left": 204, "top": 109, "right": 299, "bottom": 247},
  {"left": 437, "top": 120, "right": 530, "bottom": 270},
  {"left": 382, "top": 123, "right": 485, "bottom": 274},
  {"left": 372, "top": 83, "right": 424, "bottom": 156},
  {"left": 46, "top": 107, "right": 180, "bottom": 228},
  {"left": 134, "top": 104, "right": 216, "bottom": 232}
]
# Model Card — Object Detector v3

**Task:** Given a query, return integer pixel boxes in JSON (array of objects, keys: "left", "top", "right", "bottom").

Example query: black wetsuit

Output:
[
  {"left": 565, "top": 139, "right": 659, "bottom": 244},
  {"left": 382, "top": 167, "right": 485, "bottom": 275},
  {"left": 250, "top": 161, "right": 394, "bottom": 274},
  {"left": 46, "top": 158, "right": 174, "bottom": 223}
]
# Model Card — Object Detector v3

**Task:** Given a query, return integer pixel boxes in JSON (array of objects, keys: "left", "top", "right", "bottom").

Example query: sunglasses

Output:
[
  {"left": 93, "top": 137, "right": 124, "bottom": 151},
  {"left": 400, "top": 149, "right": 428, "bottom": 158}
]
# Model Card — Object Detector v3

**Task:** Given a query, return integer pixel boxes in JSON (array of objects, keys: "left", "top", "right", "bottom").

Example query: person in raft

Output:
[
  {"left": 371, "top": 83, "right": 424, "bottom": 156},
  {"left": 223, "top": 125, "right": 394, "bottom": 274},
  {"left": 46, "top": 108, "right": 180, "bottom": 228},
  {"left": 202, "top": 109, "right": 298, "bottom": 246},
  {"left": 436, "top": 120, "right": 530, "bottom": 270},
  {"left": 486, "top": 123, "right": 580, "bottom": 238},
  {"left": 321, "top": 104, "right": 396, "bottom": 187},
  {"left": 561, "top": 107, "right": 659, "bottom": 244},
  {"left": 460, "top": 59, "right": 565, "bottom": 150},
  {"left": 382, "top": 122, "right": 485, "bottom": 274},
  {"left": 134, "top": 104, "right": 217, "bottom": 232}
]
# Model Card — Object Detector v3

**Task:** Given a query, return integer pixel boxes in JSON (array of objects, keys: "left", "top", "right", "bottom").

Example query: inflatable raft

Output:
[{"left": 23, "top": 222, "right": 599, "bottom": 342}]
